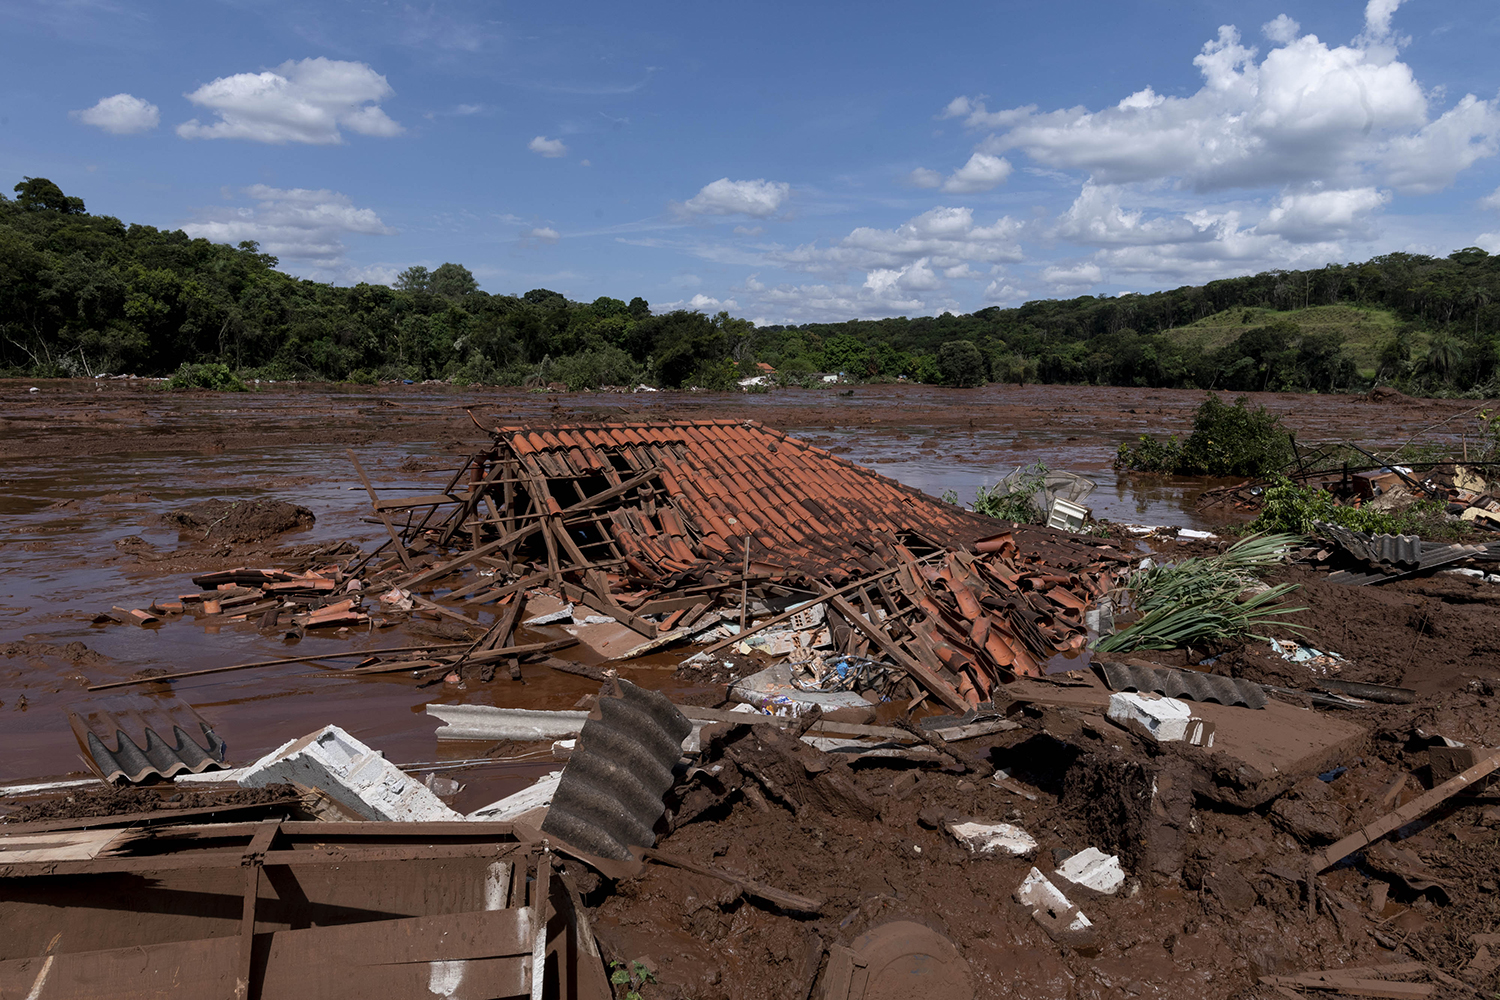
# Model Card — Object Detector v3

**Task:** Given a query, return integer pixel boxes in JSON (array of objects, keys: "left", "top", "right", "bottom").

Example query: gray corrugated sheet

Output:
[
  {"left": 68, "top": 694, "right": 228, "bottom": 785},
  {"left": 1098, "top": 661, "right": 1267, "bottom": 710},
  {"left": 82, "top": 725, "right": 226, "bottom": 784},
  {"left": 1327, "top": 541, "right": 1488, "bottom": 585},
  {"left": 1314, "top": 521, "right": 1421, "bottom": 570},
  {"left": 541, "top": 678, "right": 691, "bottom": 862}
]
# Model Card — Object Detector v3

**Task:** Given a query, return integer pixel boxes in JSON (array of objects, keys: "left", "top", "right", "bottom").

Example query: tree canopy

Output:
[{"left": 3, "top": 177, "right": 1499, "bottom": 395}]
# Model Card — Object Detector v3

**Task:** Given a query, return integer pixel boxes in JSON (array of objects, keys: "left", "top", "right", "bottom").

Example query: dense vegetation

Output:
[
  {"left": 4, "top": 176, "right": 1500, "bottom": 395},
  {"left": 1115, "top": 394, "right": 1295, "bottom": 478}
]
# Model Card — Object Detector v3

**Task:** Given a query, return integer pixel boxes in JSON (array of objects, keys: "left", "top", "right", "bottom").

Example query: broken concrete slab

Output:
[
  {"left": 1006, "top": 671, "right": 1368, "bottom": 809},
  {"left": 238, "top": 725, "right": 461, "bottom": 822},
  {"left": 945, "top": 820, "right": 1038, "bottom": 858},
  {"left": 1107, "top": 691, "right": 1215, "bottom": 746},
  {"left": 1054, "top": 847, "right": 1126, "bottom": 896}
]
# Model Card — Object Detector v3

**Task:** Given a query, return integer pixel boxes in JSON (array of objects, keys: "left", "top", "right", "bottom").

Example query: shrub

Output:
[
  {"left": 165, "top": 362, "right": 247, "bottom": 391},
  {"left": 1116, "top": 394, "right": 1292, "bottom": 477},
  {"left": 1248, "top": 478, "right": 1464, "bottom": 539},
  {"left": 1115, "top": 434, "right": 1184, "bottom": 474},
  {"left": 550, "top": 346, "right": 642, "bottom": 390}
]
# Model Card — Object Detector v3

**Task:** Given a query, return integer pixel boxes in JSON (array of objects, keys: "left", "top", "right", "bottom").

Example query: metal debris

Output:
[{"left": 1098, "top": 660, "right": 1268, "bottom": 710}]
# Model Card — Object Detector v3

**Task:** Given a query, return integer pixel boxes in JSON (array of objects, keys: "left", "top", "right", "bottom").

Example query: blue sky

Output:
[{"left": 3, "top": 0, "right": 1500, "bottom": 324}]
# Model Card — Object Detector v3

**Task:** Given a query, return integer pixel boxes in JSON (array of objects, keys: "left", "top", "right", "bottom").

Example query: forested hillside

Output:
[{"left": 3, "top": 176, "right": 1499, "bottom": 395}]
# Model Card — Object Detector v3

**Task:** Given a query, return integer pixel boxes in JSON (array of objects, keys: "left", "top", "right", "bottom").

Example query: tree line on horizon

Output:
[{"left": 2, "top": 176, "right": 1498, "bottom": 396}]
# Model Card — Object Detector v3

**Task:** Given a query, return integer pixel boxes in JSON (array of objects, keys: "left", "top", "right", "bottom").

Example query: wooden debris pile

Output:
[
  {"left": 100, "top": 565, "right": 362, "bottom": 634},
  {"left": 348, "top": 419, "right": 1131, "bottom": 709}
]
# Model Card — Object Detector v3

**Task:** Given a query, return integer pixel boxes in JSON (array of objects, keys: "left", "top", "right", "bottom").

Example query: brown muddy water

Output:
[{"left": 0, "top": 380, "right": 1484, "bottom": 806}]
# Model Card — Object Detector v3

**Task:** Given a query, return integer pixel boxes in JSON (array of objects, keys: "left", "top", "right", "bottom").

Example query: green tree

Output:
[
  {"left": 937, "top": 339, "right": 987, "bottom": 387},
  {"left": 13, "top": 177, "right": 85, "bottom": 214},
  {"left": 429, "top": 262, "right": 479, "bottom": 300},
  {"left": 393, "top": 265, "right": 430, "bottom": 293}
]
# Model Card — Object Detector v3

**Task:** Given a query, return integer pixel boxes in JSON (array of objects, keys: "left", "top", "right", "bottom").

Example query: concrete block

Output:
[
  {"left": 1054, "top": 847, "right": 1126, "bottom": 895},
  {"left": 945, "top": 820, "right": 1038, "bottom": 858},
  {"left": 1107, "top": 692, "right": 1214, "bottom": 746},
  {"left": 239, "top": 725, "right": 462, "bottom": 822}
]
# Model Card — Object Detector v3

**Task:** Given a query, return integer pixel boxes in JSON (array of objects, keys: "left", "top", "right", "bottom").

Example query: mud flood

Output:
[{"left": 0, "top": 380, "right": 1482, "bottom": 798}]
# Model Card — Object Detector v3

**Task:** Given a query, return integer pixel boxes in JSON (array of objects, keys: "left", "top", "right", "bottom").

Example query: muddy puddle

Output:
[{"left": 0, "top": 379, "right": 1483, "bottom": 801}]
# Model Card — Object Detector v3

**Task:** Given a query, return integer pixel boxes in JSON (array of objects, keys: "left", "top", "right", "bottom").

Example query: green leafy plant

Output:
[
  {"left": 1116, "top": 394, "right": 1293, "bottom": 477},
  {"left": 1248, "top": 477, "right": 1465, "bottom": 539},
  {"left": 1095, "top": 533, "right": 1306, "bottom": 653},
  {"left": 164, "top": 362, "right": 247, "bottom": 391},
  {"left": 609, "top": 960, "right": 656, "bottom": 1000},
  {"left": 973, "top": 462, "right": 1050, "bottom": 523},
  {"left": 1115, "top": 434, "right": 1184, "bottom": 474}
]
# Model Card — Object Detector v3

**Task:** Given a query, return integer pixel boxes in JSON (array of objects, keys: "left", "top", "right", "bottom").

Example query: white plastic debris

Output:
[
  {"left": 1016, "top": 867, "right": 1095, "bottom": 942},
  {"left": 239, "top": 725, "right": 462, "bottom": 822},
  {"left": 945, "top": 820, "right": 1038, "bottom": 858},
  {"left": 1107, "top": 692, "right": 1214, "bottom": 746},
  {"left": 1054, "top": 848, "right": 1126, "bottom": 895},
  {"left": 729, "top": 663, "right": 874, "bottom": 719},
  {"left": 1269, "top": 637, "right": 1344, "bottom": 670}
]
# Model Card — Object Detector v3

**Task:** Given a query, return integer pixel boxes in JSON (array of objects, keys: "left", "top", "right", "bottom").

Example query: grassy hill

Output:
[{"left": 1162, "top": 304, "right": 1415, "bottom": 377}]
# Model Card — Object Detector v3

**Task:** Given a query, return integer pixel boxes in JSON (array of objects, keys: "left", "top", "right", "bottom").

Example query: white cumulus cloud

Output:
[
  {"left": 524, "top": 227, "right": 560, "bottom": 243},
  {"left": 529, "top": 135, "right": 567, "bottom": 157},
  {"left": 1261, "top": 14, "right": 1300, "bottom": 44},
  {"left": 770, "top": 206, "right": 1024, "bottom": 276},
  {"left": 74, "top": 93, "right": 160, "bottom": 135},
  {"left": 1256, "top": 187, "right": 1391, "bottom": 241},
  {"left": 948, "top": 13, "right": 1499, "bottom": 197},
  {"left": 182, "top": 185, "right": 394, "bottom": 276},
  {"left": 657, "top": 293, "right": 739, "bottom": 313},
  {"left": 940, "top": 152, "right": 1013, "bottom": 193},
  {"left": 1041, "top": 262, "right": 1104, "bottom": 291},
  {"left": 177, "top": 58, "right": 402, "bottom": 144},
  {"left": 679, "top": 178, "right": 790, "bottom": 218}
]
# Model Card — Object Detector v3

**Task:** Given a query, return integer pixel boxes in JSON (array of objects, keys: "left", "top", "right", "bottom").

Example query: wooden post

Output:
[{"left": 739, "top": 536, "right": 751, "bottom": 632}]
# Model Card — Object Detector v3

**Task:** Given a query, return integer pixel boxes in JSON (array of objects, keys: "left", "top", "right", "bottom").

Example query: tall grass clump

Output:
[{"left": 1095, "top": 533, "right": 1306, "bottom": 653}]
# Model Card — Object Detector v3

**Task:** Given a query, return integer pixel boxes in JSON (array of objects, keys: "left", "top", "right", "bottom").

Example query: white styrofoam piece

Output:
[
  {"left": 238, "top": 725, "right": 462, "bottom": 822},
  {"left": 1054, "top": 847, "right": 1126, "bottom": 895},
  {"left": 1016, "top": 867, "right": 1093, "bottom": 932},
  {"left": 466, "top": 770, "right": 564, "bottom": 822},
  {"left": 1107, "top": 692, "right": 1214, "bottom": 746},
  {"left": 945, "top": 820, "right": 1038, "bottom": 857}
]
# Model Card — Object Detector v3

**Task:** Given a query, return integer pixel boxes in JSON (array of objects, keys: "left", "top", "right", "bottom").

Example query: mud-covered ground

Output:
[
  {"left": 2, "top": 379, "right": 1498, "bottom": 997},
  {"left": 584, "top": 545, "right": 1500, "bottom": 1000}
]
